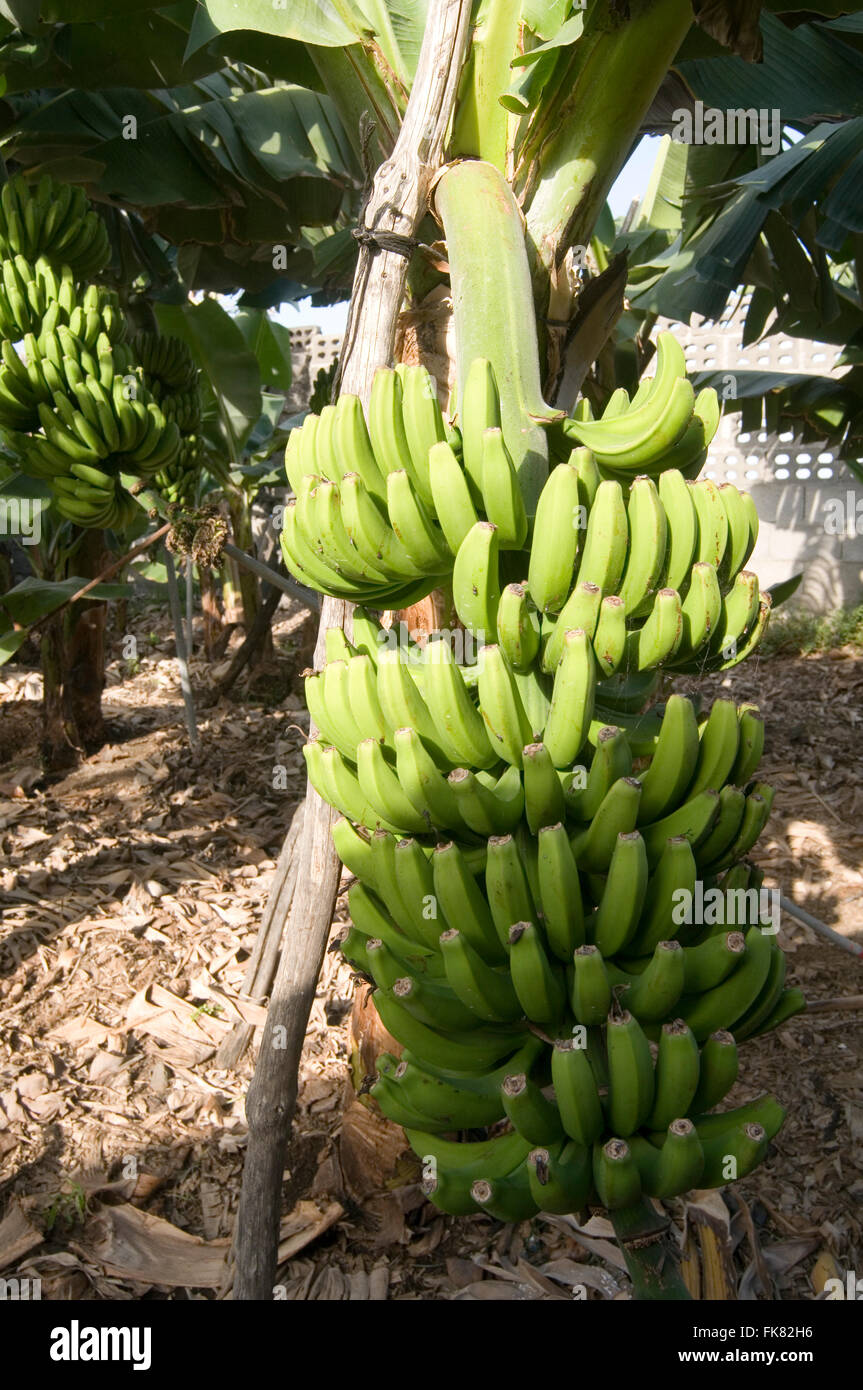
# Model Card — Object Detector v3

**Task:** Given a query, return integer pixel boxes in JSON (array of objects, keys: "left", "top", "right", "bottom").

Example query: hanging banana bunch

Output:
[
  {"left": 283, "top": 158, "right": 801, "bottom": 1227},
  {"left": 0, "top": 171, "right": 202, "bottom": 529}
]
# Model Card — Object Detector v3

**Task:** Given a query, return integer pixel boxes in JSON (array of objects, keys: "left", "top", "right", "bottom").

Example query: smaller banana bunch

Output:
[
  {"left": 155, "top": 434, "right": 204, "bottom": 510},
  {"left": 281, "top": 362, "right": 459, "bottom": 608},
  {"left": 0, "top": 173, "right": 110, "bottom": 279},
  {"left": 9, "top": 327, "right": 187, "bottom": 528},
  {"left": 131, "top": 330, "right": 203, "bottom": 434},
  {"left": 0, "top": 173, "right": 202, "bottom": 530},
  {"left": 560, "top": 331, "right": 719, "bottom": 484},
  {"left": 527, "top": 466, "right": 765, "bottom": 689}
]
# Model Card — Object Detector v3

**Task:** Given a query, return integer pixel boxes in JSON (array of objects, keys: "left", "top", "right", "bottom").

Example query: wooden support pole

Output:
[{"left": 232, "top": 0, "right": 473, "bottom": 1302}]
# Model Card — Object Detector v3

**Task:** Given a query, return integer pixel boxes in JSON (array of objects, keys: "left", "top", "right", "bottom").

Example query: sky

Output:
[{"left": 274, "top": 135, "right": 662, "bottom": 339}]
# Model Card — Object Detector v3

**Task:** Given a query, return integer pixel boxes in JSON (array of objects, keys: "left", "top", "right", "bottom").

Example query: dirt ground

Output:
[{"left": 0, "top": 602, "right": 860, "bottom": 1301}]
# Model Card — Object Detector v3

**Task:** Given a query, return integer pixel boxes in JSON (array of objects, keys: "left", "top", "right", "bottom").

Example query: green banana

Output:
[
  {"left": 732, "top": 945, "right": 787, "bottom": 1041},
  {"left": 527, "top": 1142, "right": 593, "bottom": 1214},
  {"left": 542, "top": 581, "right": 603, "bottom": 672},
  {"left": 742, "top": 986, "right": 805, "bottom": 1039},
  {"left": 439, "top": 928, "right": 523, "bottom": 1022},
  {"left": 618, "top": 474, "right": 667, "bottom": 617},
  {"left": 566, "top": 724, "right": 633, "bottom": 823},
  {"left": 476, "top": 643, "right": 534, "bottom": 766},
  {"left": 647, "top": 1018, "right": 701, "bottom": 1131},
  {"left": 432, "top": 841, "right": 504, "bottom": 964},
  {"left": 405, "top": 1126, "right": 533, "bottom": 1183},
  {"left": 658, "top": 468, "right": 698, "bottom": 592},
  {"left": 679, "top": 925, "right": 774, "bottom": 1041},
  {"left": 710, "top": 569, "right": 760, "bottom": 663},
  {"left": 481, "top": 427, "right": 528, "bottom": 548},
  {"left": 508, "top": 920, "right": 568, "bottom": 1026},
  {"left": 522, "top": 741, "right": 566, "bottom": 833},
  {"left": 448, "top": 766, "right": 523, "bottom": 836},
  {"left": 393, "top": 836, "right": 448, "bottom": 951},
  {"left": 376, "top": 647, "right": 454, "bottom": 770},
  {"left": 527, "top": 462, "right": 582, "bottom": 613},
  {"left": 388, "top": 971, "right": 482, "bottom": 1034},
  {"left": 542, "top": 627, "right": 596, "bottom": 768},
  {"left": 501, "top": 1071, "right": 564, "bottom": 1145},
  {"left": 470, "top": 1169, "right": 539, "bottom": 1223},
  {"left": 697, "top": 1120, "right": 769, "bottom": 1188},
  {"left": 422, "top": 636, "right": 497, "bottom": 769},
  {"left": 428, "top": 439, "right": 478, "bottom": 554},
  {"left": 453, "top": 520, "right": 501, "bottom": 639},
  {"left": 624, "top": 586, "right": 683, "bottom": 672},
  {"left": 696, "top": 785, "right": 747, "bottom": 869},
  {"left": 689, "top": 1029, "right": 739, "bottom": 1113},
  {"left": 390, "top": 1035, "right": 544, "bottom": 1130},
  {"left": 485, "top": 834, "right": 537, "bottom": 948},
  {"left": 570, "top": 776, "right": 643, "bottom": 872},
  {"left": 572, "top": 478, "right": 628, "bottom": 596},
  {"left": 631, "top": 1119, "right": 704, "bottom": 1198},
  {"left": 569, "top": 944, "right": 612, "bottom": 1026},
  {"left": 608, "top": 939, "right": 686, "bottom": 1023},
  {"left": 592, "top": 1137, "right": 642, "bottom": 1210},
  {"left": 400, "top": 363, "right": 444, "bottom": 507},
  {"left": 386, "top": 468, "right": 450, "bottom": 572},
  {"left": 367, "top": 366, "right": 417, "bottom": 485},
  {"left": 592, "top": 830, "right": 648, "bottom": 956},
  {"left": 496, "top": 583, "right": 540, "bottom": 671},
  {"left": 606, "top": 1003, "right": 655, "bottom": 1136},
  {"left": 681, "top": 930, "right": 746, "bottom": 992},
  {"left": 333, "top": 393, "right": 387, "bottom": 503},
  {"left": 374, "top": 987, "right": 525, "bottom": 1072},
  {"left": 592, "top": 595, "right": 627, "bottom": 677},
  {"left": 550, "top": 1037, "right": 604, "bottom": 1146},
  {"left": 636, "top": 694, "right": 700, "bottom": 825},
  {"left": 639, "top": 788, "right": 721, "bottom": 869},
  {"left": 537, "top": 822, "right": 586, "bottom": 961},
  {"left": 707, "top": 783, "right": 774, "bottom": 874},
  {"left": 690, "top": 476, "right": 729, "bottom": 570},
  {"left": 730, "top": 704, "right": 765, "bottom": 787},
  {"left": 459, "top": 356, "right": 501, "bottom": 501}
]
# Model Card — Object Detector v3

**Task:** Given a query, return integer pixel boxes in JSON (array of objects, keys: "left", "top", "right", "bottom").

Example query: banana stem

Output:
[
  {"left": 449, "top": 0, "right": 521, "bottom": 171},
  {"left": 433, "top": 159, "right": 554, "bottom": 515},
  {"left": 610, "top": 1198, "right": 692, "bottom": 1301},
  {"left": 522, "top": 0, "right": 693, "bottom": 303}
]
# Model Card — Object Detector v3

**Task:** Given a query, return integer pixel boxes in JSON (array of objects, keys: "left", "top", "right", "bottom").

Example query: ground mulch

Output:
[{"left": 0, "top": 606, "right": 860, "bottom": 1300}]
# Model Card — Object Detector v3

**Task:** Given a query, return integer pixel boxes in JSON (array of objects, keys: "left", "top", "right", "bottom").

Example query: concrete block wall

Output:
[
  {"left": 286, "top": 310, "right": 863, "bottom": 614},
  {"left": 663, "top": 307, "right": 862, "bottom": 611}
]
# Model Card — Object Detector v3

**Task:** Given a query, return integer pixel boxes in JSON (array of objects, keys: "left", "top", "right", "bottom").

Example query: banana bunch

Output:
[
  {"left": 287, "top": 327, "right": 798, "bottom": 1225},
  {"left": 132, "top": 331, "right": 202, "bottom": 433},
  {"left": 0, "top": 254, "right": 123, "bottom": 348},
  {"left": 0, "top": 174, "right": 110, "bottom": 278},
  {"left": 333, "top": 804, "right": 799, "bottom": 1215},
  {"left": 51, "top": 469, "right": 142, "bottom": 530},
  {"left": 155, "top": 433, "right": 203, "bottom": 509},
  {"left": 529, "top": 464, "right": 765, "bottom": 682},
  {"left": 561, "top": 333, "right": 720, "bottom": 483},
  {"left": 280, "top": 363, "right": 458, "bottom": 607}
]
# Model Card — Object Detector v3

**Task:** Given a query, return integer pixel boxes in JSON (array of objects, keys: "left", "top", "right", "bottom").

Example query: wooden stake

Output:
[{"left": 232, "top": 0, "right": 473, "bottom": 1302}]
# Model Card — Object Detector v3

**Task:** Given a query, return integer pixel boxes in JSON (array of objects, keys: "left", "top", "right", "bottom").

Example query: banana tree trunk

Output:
[
  {"left": 40, "top": 614, "right": 78, "bottom": 773},
  {"left": 62, "top": 529, "right": 107, "bottom": 754}
]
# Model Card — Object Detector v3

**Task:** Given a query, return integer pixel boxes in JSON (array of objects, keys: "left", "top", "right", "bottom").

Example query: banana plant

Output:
[{"left": 2, "top": 0, "right": 843, "bottom": 1294}]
